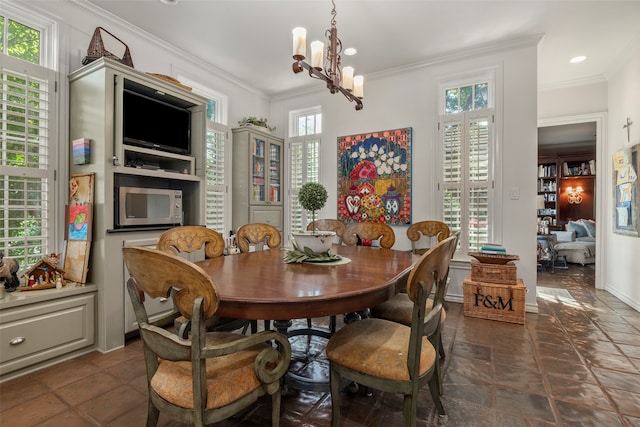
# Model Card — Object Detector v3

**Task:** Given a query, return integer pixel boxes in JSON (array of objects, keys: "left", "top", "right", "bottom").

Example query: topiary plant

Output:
[{"left": 298, "top": 182, "right": 328, "bottom": 232}]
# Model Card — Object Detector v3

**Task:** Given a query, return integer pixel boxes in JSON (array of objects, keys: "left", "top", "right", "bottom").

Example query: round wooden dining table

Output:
[
  {"left": 196, "top": 244, "right": 417, "bottom": 392},
  {"left": 195, "top": 244, "right": 418, "bottom": 321}
]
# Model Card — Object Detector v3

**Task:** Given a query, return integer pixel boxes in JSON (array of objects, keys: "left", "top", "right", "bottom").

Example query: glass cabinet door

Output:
[
  {"left": 268, "top": 142, "right": 281, "bottom": 203},
  {"left": 251, "top": 138, "right": 265, "bottom": 202}
]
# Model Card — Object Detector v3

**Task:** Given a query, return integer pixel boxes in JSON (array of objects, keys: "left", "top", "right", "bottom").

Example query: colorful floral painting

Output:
[{"left": 337, "top": 127, "right": 412, "bottom": 225}]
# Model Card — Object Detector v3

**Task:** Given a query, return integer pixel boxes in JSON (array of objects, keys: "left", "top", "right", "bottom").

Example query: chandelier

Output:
[{"left": 291, "top": 0, "right": 363, "bottom": 110}]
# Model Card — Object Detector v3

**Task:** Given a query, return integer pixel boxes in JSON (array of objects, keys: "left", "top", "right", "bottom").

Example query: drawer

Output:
[
  {"left": 0, "top": 293, "right": 95, "bottom": 375},
  {"left": 250, "top": 207, "right": 282, "bottom": 229}
]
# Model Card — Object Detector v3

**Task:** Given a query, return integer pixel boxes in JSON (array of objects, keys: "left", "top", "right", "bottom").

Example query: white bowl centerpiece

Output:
[{"left": 291, "top": 230, "right": 336, "bottom": 254}]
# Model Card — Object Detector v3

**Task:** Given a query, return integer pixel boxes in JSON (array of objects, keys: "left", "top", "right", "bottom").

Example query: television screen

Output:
[{"left": 123, "top": 89, "right": 191, "bottom": 155}]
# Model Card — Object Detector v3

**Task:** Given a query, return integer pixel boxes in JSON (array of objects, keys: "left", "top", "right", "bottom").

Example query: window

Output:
[
  {"left": 1, "top": 51, "right": 56, "bottom": 269},
  {"left": 438, "top": 73, "right": 499, "bottom": 254},
  {"left": 1, "top": 7, "right": 57, "bottom": 271},
  {"left": 288, "top": 109, "right": 321, "bottom": 235}
]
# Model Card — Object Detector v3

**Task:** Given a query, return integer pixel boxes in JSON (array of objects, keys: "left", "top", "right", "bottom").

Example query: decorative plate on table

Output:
[
  {"left": 303, "top": 254, "right": 342, "bottom": 263},
  {"left": 468, "top": 252, "right": 520, "bottom": 264}
]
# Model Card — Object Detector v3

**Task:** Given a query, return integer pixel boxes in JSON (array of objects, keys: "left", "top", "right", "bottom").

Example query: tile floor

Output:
[{"left": 2, "top": 264, "right": 640, "bottom": 426}]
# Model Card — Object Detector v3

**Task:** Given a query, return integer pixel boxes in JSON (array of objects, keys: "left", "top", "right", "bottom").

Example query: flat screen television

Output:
[{"left": 122, "top": 89, "right": 191, "bottom": 155}]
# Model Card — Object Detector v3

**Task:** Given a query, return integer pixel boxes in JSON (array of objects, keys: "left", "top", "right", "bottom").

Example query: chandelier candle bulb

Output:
[
  {"left": 342, "top": 66, "right": 354, "bottom": 90},
  {"left": 354, "top": 75, "right": 364, "bottom": 98},
  {"left": 292, "top": 27, "right": 307, "bottom": 59},
  {"left": 291, "top": 0, "right": 364, "bottom": 110},
  {"left": 311, "top": 41, "right": 324, "bottom": 69}
]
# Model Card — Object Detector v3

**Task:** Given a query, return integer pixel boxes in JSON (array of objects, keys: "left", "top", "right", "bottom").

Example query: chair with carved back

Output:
[
  {"left": 236, "top": 223, "right": 282, "bottom": 330},
  {"left": 406, "top": 220, "right": 450, "bottom": 255},
  {"left": 122, "top": 246, "right": 291, "bottom": 427},
  {"left": 341, "top": 222, "right": 396, "bottom": 323},
  {"left": 342, "top": 222, "right": 395, "bottom": 249},
  {"left": 157, "top": 226, "right": 255, "bottom": 336},
  {"left": 370, "top": 231, "right": 459, "bottom": 395},
  {"left": 236, "top": 223, "right": 282, "bottom": 253},
  {"left": 306, "top": 219, "right": 346, "bottom": 245},
  {"left": 326, "top": 235, "right": 457, "bottom": 426}
]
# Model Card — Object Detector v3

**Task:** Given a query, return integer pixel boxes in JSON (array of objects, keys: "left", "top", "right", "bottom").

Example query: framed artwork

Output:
[
  {"left": 63, "top": 172, "right": 95, "bottom": 283},
  {"left": 613, "top": 144, "right": 639, "bottom": 236},
  {"left": 337, "top": 127, "right": 412, "bottom": 225}
]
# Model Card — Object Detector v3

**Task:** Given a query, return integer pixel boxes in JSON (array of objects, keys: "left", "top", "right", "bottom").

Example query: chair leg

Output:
[
  {"left": 402, "top": 394, "right": 418, "bottom": 427},
  {"left": 271, "top": 388, "right": 281, "bottom": 427},
  {"left": 264, "top": 320, "right": 271, "bottom": 330},
  {"left": 146, "top": 399, "right": 160, "bottom": 427},
  {"left": 329, "top": 315, "right": 336, "bottom": 334},
  {"left": 307, "top": 318, "right": 312, "bottom": 329},
  {"left": 428, "top": 373, "right": 446, "bottom": 418},
  {"left": 330, "top": 366, "right": 341, "bottom": 427},
  {"left": 250, "top": 320, "right": 258, "bottom": 334},
  {"left": 438, "top": 334, "right": 446, "bottom": 359}
]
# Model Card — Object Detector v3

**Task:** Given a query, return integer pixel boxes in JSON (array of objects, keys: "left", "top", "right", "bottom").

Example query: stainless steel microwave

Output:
[{"left": 116, "top": 187, "right": 182, "bottom": 227}]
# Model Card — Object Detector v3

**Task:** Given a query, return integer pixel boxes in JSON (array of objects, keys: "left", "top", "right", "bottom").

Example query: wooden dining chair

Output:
[
  {"left": 370, "top": 231, "right": 459, "bottom": 395},
  {"left": 157, "top": 226, "right": 255, "bottom": 336},
  {"left": 236, "top": 223, "right": 282, "bottom": 330},
  {"left": 236, "top": 223, "right": 282, "bottom": 253},
  {"left": 341, "top": 222, "right": 396, "bottom": 323},
  {"left": 306, "top": 219, "right": 346, "bottom": 245},
  {"left": 406, "top": 220, "right": 450, "bottom": 255},
  {"left": 342, "top": 222, "right": 395, "bottom": 248},
  {"left": 326, "top": 235, "right": 457, "bottom": 426},
  {"left": 122, "top": 246, "right": 291, "bottom": 427}
]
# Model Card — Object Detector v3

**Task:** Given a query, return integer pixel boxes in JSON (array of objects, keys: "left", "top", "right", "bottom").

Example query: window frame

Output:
[
  {"left": 178, "top": 75, "right": 231, "bottom": 236},
  {"left": 436, "top": 67, "right": 503, "bottom": 256},
  {"left": 286, "top": 106, "right": 322, "bottom": 243}
]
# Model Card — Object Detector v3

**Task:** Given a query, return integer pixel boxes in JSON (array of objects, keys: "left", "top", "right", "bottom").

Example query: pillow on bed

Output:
[
  {"left": 580, "top": 219, "right": 596, "bottom": 238},
  {"left": 576, "top": 236, "right": 596, "bottom": 243},
  {"left": 567, "top": 220, "right": 588, "bottom": 238}
]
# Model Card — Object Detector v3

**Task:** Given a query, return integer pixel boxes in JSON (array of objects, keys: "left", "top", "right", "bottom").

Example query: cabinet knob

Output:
[{"left": 9, "top": 337, "right": 25, "bottom": 345}]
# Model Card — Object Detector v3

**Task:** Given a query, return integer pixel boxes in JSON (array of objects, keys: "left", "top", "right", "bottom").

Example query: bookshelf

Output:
[{"left": 538, "top": 152, "right": 596, "bottom": 227}]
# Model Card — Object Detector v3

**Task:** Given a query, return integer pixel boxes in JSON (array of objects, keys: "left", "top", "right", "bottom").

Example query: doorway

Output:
[{"left": 537, "top": 113, "right": 606, "bottom": 290}]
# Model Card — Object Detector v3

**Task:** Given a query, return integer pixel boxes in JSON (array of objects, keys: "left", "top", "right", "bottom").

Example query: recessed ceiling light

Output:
[
  {"left": 344, "top": 47, "right": 357, "bottom": 56},
  {"left": 570, "top": 56, "right": 587, "bottom": 64},
  {"left": 159, "top": 0, "right": 179, "bottom": 5}
]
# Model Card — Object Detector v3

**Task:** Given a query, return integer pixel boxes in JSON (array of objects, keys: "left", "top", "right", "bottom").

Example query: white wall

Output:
[
  {"left": 604, "top": 43, "right": 640, "bottom": 311},
  {"left": 538, "top": 46, "right": 640, "bottom": 312},
  {"left": 272, "top": 40, "right": 541, "bottom": 309}
]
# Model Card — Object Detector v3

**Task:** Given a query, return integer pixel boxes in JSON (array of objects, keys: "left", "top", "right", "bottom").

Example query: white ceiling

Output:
[{"left": 83, "top": 0, "right": 640, "bottom": 98}]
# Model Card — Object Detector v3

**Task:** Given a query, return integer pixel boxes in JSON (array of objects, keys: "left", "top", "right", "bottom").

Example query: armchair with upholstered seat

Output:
[
  {"left": 122, "top": 246, "right": 291, "bottom": 427},
  {"left": 406, "top": 220, "right": 450, "bottom": 255},
  {"left": 236, "top": 223, "right": 282, "bottom": 330},
  {"left": 326, "top": 235, "right": 457, "bottom": 426},
  {"left": 341, "top": 222, "right": 396, "bottom": 323},
  {"left": 370, "top": 231, "right": 459, "bottom": 395},
  {"left": 157, "top": 226, "right": 255, "bottom": 336}
]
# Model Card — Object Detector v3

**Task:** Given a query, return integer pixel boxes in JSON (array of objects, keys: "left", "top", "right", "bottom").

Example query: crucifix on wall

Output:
[{"left": 624, "top": 117, "right": 633, "bottom": 142}]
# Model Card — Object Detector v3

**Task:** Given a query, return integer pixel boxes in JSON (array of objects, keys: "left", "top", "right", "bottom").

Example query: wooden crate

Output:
[
  {"left": 463, "top": 276, "right": 527, "bottom": 324},
  {"left": 470, "top": 261, "right": 517, "bottom": 285}
]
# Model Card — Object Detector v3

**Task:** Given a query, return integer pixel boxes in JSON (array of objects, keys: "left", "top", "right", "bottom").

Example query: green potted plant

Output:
[
  {"left": 285, "top": 183, "right": 336, "bottom": 260},
  {"left": 298, "top": 182, "right": 328, "bottom": 228},
  {"left": 238, "top": 116, "right": 276, "bottom": 132}
]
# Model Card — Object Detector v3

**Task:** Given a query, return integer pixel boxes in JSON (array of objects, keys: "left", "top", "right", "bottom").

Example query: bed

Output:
[{"left": 551, "top": 219, "right": 596, "bottom": 265}]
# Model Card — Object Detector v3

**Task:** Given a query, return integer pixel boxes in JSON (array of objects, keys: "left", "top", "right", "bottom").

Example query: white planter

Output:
[{"left": 291, "top": 231, "right": 336, "bottom": 254}]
